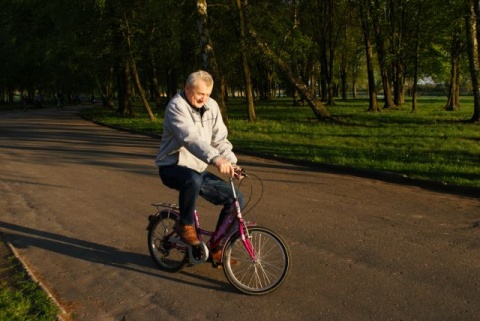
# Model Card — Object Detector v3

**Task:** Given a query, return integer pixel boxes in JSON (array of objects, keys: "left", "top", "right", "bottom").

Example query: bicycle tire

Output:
[
  {"left": 223, "top": 226, "right": 290, "bottom": 295},
  {"left": 147, "top": 211, "right": 188, "bottom": 272}
]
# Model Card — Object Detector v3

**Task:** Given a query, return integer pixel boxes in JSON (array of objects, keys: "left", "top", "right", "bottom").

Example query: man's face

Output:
[{"left": 184, "top": 79, "right": 212, "bottom": 108}]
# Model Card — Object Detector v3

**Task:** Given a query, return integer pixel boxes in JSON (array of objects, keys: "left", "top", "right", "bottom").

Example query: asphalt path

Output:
[{"left": 0, "top": 106, "right": 479, "bottom": 321}]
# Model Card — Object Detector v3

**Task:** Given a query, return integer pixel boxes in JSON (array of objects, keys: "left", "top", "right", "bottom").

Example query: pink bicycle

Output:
[{"left": 146, "top": 168, "right": 290, "bottom": 295}]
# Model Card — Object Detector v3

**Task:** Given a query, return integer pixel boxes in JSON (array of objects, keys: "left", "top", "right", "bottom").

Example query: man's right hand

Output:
[{"left": 213, "top": 156, "right": 235, "bottom": 177}]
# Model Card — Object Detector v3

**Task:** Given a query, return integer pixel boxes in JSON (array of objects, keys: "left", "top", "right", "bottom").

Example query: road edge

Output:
[{"left": 83, "top": 114, "right": 480, "bottom": 199}]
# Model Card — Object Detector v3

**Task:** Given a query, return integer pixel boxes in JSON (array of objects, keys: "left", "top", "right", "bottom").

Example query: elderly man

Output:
[{"left": 155, "top": 70, "right": 244, "bottom": 264}]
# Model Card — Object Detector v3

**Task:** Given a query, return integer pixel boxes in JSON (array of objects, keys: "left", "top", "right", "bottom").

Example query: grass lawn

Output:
[
  {"left": 0, "top": 237, "right": 59, "bottom": 321},
  {"left": 79, "top": 96, "right": 480, "bottom": 189}
]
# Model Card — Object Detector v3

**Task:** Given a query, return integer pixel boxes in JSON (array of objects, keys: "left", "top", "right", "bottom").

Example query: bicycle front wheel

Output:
[
  {"left": 223, "top": 226, "right": 290, "bottom": 295},
  {"left": 147, "top": 212, "right": 188, "bottom": 272}
]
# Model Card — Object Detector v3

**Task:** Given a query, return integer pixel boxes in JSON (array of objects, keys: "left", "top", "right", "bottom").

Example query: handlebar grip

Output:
[{"left": 234, "top": 167, "right": 246, "bottom": 179}]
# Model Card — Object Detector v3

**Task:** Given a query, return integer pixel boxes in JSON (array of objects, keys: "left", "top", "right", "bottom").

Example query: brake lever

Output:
[{"left": 233, "top": 167, "right": 246, "bottom": 180}]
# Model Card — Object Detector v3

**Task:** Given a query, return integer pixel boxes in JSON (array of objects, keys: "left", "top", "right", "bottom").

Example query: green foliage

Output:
[
  {"left": 0, "top": 0, "right": 473, "bottom": 108},
  {"left": 80, "top": 97, "right": 480, "bottom": 188}
]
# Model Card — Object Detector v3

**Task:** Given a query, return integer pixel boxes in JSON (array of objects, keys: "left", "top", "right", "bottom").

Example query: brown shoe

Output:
[
  {"left": 210, "top": 249, "right": 239, "bottom": 268},
  {"left": 211, "top": 249, "right": 223, "bottom": 263},
  {"left": 176, "top": 224, "right": 200, "bottom": 245}
]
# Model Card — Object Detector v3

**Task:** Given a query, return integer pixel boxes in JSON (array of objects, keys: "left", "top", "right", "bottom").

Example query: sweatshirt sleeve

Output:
[
  {"left": 210, "top": 105, "right": 237, "bottom": 164},
  {"left": 165, "top": 100, "right": 220, "bottom": 164}
]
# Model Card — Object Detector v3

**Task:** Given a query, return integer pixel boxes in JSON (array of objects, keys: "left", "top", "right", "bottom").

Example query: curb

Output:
[
  {"left": 233, "top": 148, "right": 480, "bottom": 199},
  {"left": 6, "top": 242, "right": 69, "bottom": 320},
  {"left": 80, "top": 113, "right": 480, "bottom": 199}
]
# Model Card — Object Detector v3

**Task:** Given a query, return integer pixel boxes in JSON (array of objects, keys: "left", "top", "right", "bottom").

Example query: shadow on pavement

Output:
[{"left": 0, "top": 221, "right": 235, "bottom": 293}]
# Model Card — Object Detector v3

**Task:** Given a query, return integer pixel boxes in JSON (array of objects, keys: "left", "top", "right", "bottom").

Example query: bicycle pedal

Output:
[
  {"left": 186, "top": 242, "right": 209, "bottom": 265},
  {"left": 191, "top": 245, "right": 203, "bottom": 260}
]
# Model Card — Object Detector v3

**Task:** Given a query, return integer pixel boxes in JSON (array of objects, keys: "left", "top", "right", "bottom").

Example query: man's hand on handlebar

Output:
[
  {"left": 213, "top": 157, "right": 246, "bottom": 179},
  {"left": 213, "top": 156, "right": 235, "bottom": 177}
]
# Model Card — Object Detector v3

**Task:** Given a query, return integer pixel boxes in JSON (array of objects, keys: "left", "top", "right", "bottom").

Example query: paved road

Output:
[{"left": 1, "top": 107, "right": 479, "bottom": 321}]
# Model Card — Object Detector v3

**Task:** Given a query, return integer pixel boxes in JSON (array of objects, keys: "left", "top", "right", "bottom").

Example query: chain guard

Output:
[
  {"left": 188, "top": 242, "right": 209, "bottom": 265},
  {"left": 168, "top": 236, "right": 209, "bottom": 265}
]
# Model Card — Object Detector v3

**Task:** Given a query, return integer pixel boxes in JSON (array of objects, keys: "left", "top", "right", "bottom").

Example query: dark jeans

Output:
[{"left": 159, "top": 166, "right": 245, "bottom": 228}]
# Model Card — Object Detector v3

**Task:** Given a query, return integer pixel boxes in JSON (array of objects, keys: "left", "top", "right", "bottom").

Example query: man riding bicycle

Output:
[{"left": 155, "top": 70, "right": 244, "bottom": 265}]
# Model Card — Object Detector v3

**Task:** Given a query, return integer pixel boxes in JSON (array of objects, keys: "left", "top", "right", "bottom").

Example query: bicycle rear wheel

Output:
[
  {"left": 147, "top": 211, "right": 188, "bottom": 272},
  {"left": 223, "top": 226, "right": 290, "bottom": 295}
]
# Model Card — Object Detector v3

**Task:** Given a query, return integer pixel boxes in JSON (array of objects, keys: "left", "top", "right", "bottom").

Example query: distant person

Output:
[
  {"left": 35, "top": 92, "right": 43, "bottom": 109},
  {"left": 22, "top": 94, "right": 28, "bottom": 111},
  {"left": 56, "top": 92, "right": 64, "bottom": 110}
]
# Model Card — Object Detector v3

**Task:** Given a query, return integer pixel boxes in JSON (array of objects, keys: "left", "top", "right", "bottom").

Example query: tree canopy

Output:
[{"left": 1, "top": 0, "right": 479, "bottom": 122}]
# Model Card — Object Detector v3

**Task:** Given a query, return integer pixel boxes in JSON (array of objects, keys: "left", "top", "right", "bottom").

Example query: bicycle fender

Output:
[{"left": 146, "top": 209, "right": 180, "bottom": 231}]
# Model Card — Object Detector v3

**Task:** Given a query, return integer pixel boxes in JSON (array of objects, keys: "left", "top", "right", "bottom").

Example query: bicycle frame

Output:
[
  {"left": 203, "top": 176, "right": 257, "bottom": 261},
  {"left": 149, "top": 175, "right": 257, "bottom": 263},
  {"left": 148, "top": 168, "right": 289, "bottom": 295}
]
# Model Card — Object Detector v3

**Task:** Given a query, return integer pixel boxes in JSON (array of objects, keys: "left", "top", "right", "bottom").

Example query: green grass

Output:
[
  {"left": 0, "top": 250, "right": 59, "bottom": 321},
  {"left": 79, "top": 97, "right": 478, "bottom": 189}
]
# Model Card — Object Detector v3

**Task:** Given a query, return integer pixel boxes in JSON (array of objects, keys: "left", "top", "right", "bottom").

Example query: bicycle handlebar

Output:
[{"left": 233, "top": 167, "right": 246, "bottom": 180}]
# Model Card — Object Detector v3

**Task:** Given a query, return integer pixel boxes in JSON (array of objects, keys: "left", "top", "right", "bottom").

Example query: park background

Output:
[
  {"left": 1, "top": 1, "right": 480, "bottom": 319},
  {"left": 1, "top": 0, "right": 479, "bottom": 188}
]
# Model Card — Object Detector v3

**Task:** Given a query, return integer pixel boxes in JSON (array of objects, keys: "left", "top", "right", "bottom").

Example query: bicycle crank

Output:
[{"left": 188, "top": 242, "right": 209, "bottom": 265}]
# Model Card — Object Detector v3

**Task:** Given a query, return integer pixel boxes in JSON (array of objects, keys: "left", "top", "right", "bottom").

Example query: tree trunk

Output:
[
  {"left": 166, "top": 69, "right": 178, "bottom": 101},
  {"left": 445, "top": 30, "right": 463, "bottom": 111},
  {"left": 196, "top": 0, "right": 229, "bottom": 127},
  {"left": 327, "top": 32, "right": 335, "bottom": 106},
  {"left": 117, "top": 60, "right": 133, "bottom": 115},
  {"left": 96, "top": 67, "right": 114, "bottom": 108},
  {"left": 314, "top": 0, "right": 335, "bottom": 105},
  {"left": 103, "top": 83, "right": 114, "bottom": 108},
  {"left": 235, "top": 0, "right": 256, "bottom": 122},
  {"left": 352, "top": 63, "right": 359, "bottom": 98},
  {"left": 364, "top": 37, "right": 380, "bottom": 112},
  {"left": 359, "top": 0, "right": 380, "bottom": 112},
  {"left": 340, "top": 51, "right": 348, "bottom": 101},
  {"left": 123, "top": 14, "right": 155, "bottom": 120},
  {"left": 466, "top": 1, "right": 480, "bottom": 122},
  {"left": 248, "top": 29, "right": 331, "bottom": 120},
  {"left": 149, "top": 60, "right": 164, "bottom": 110},
  {"left": 389, "top": 0, "right": 405, "bottom": 106},
  {"left": 393, "top": 61, "right": 406, "bottom": 106},
  {"left": 267, "top": 70, "right": 275, "bottom": 99},
  {"left": 130, "top": 62, "right": 155, "bottom": 120},
  {"left": 372, "top": 0, "right": 395, "bottom": 109},
  {"left": 411, "top": 23, "right": 420, "bottom": 113},
  {"left": 320, "top": 66, "right": 328, "bottom": 102}
]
